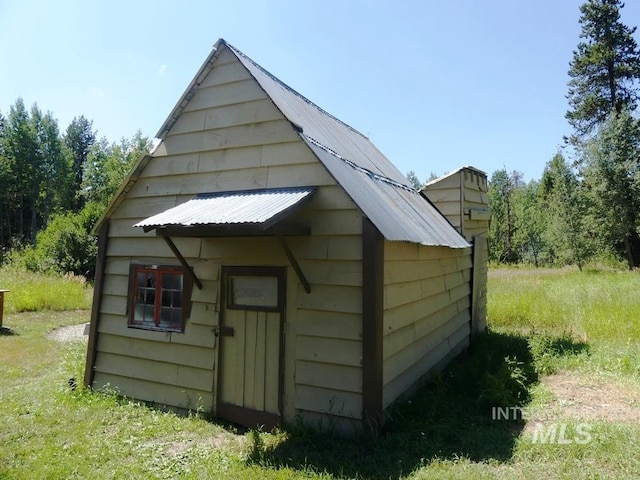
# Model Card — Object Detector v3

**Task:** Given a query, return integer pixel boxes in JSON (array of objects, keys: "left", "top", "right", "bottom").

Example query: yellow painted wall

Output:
[
  {"left": 91, "top": 46, "right": 363, "bottom": 426},
  {"left": 382, "top": 241, "right": 472, "bottom": 407}
]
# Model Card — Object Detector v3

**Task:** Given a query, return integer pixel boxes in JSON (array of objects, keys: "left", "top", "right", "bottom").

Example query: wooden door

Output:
[{"left": 217, "top": 267, "right": 285, "bottom": 429}]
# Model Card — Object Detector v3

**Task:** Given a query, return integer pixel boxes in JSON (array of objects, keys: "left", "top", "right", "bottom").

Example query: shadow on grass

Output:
[
  {"left": 0, "top": 326, "right": 17, "bottom": 336},
  {"left": 247, "top": 330, "right": 588, "bottom": 479}
]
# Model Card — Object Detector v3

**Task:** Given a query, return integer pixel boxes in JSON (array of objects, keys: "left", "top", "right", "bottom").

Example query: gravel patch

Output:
[{"left": 48, "top": 323, "right": 89, "bottom": 342}]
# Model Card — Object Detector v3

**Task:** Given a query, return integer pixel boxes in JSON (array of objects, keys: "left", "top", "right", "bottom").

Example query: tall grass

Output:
[
  {"left": 488, "top": 267, "right": 640, "bottom": 342},
  {"left": 0, "top": 267, "right": 92, "bottom": 313}
]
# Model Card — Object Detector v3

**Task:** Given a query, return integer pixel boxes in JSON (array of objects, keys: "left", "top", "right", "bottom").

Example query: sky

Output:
[{"left": 2, "top": 0, "right": 639, "bottom": 184}]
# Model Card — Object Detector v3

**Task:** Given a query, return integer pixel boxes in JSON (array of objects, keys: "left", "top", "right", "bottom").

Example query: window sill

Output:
[{"left": 127, "top": 324, "right": 184, "bottom": 334}]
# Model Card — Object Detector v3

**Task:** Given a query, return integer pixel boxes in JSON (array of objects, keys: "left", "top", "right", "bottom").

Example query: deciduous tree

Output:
[
  {"left": 488, "top": 169, "right": 523, "bottom": 263},
  {"left": 64, "top": 116, "right": 96, "bottom": 211}
]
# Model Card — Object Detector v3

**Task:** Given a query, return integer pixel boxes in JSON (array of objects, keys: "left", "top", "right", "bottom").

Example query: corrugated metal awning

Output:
[{"left": 134, "top": 187, "right": 316, "bottom": 236}]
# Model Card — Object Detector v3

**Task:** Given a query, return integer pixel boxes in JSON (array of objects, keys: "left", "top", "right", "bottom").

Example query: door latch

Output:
[{"left": 212, "top": 325, "right": 234, "bottom": 337}]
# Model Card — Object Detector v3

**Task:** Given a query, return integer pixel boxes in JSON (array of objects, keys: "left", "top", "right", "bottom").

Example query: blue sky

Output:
[{"left": 2, "top": 0, "right": 639, "bottom": 183}]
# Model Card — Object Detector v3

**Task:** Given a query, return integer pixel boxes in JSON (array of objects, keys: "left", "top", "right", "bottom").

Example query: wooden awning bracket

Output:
[
  {"left": 276, "top": 234, "right": 311, "bottom": 294},
  {"left": 161, "top": 235, "right": 203, "bottom": 290}
]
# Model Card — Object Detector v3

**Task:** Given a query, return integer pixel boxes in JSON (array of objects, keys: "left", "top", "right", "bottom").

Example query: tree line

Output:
[
  {"left": 0, "top": 98, "right": 151, "bottom": 277},
  {"left": 3, "top": 0, "right": 640, "bottom": 278},
  {"left": 487, "top": 0, "right": 640, "bottom": 269}
]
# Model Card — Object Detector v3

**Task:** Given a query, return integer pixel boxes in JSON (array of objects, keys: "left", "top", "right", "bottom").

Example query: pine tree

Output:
[
  {"left": 540, "top": 153, "right": 591, "bottom": 269},
  {"left": 583, "top": 110, "right": 640, "bottom": 268},
  {"left": 566, "top": 0, "right": 640, "bottom": 139}
]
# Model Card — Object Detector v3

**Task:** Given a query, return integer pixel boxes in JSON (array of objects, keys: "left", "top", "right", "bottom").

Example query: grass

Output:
[
  {"left": 488, "top": 266, "right": 640, "bottom": 379},
  {"left": 1, "top": 267, "right": 640, "bottom": 479},
  {"left": 488, "top": 266, "right": 640, "bottom": 341},
  {"left": 0, "top": 267, "right": 92, "bottom": 313}
]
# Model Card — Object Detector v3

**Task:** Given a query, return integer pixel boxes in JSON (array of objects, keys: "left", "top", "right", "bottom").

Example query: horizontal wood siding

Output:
[
  {"left": 422, "top": 167, "right": 490, "bottom": 337},
  {"left": 91, "top": 47, "right": 363, "bottom": 423},
  {"left": 289, "top": 196, "right": 364, "bottom": 421},
  {"left": 92, "top": 372, "right": 213, "bottom": 411},
  {"left": 460, "top": 169, "right": 489, "bottom": 334},
  {"left": 382, "top": 241, "right": 472, "bottom": 407},
  {"left": 462, "top": 169, "right": 490, "bottom": 240}
]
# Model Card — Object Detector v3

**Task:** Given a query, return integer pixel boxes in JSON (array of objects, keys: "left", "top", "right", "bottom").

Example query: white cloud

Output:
[{"left": 158, "top": 64, "right": 167, "bottom": 75}]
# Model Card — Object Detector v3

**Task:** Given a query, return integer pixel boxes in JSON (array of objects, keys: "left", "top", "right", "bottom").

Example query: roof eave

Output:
[
  {"left": 155, "top": 38, "right": 228, "bottom": 140},
  {"left": 91, "top": 39, "right": 230, "bottom": 235},
  {"left": 422, "top": 165, "right": 488, "bottom": 189}
]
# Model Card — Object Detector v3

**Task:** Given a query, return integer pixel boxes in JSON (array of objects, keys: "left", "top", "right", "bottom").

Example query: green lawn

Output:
[{"left": 1, "top": 267, "right": 639, "bottom": 479}]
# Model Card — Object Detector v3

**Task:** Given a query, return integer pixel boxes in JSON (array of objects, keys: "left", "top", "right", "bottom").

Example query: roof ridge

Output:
[
  {"left": 302, "top": 134, "right": 417, "bottom": 194},
  {"left": 227, "top": 43, "right": 370, "bottom": 141}
]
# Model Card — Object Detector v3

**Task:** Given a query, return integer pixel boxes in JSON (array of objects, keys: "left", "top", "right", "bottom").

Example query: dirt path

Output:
[{"left": 527, "top": 371, "right": 640, "bottom": 427}]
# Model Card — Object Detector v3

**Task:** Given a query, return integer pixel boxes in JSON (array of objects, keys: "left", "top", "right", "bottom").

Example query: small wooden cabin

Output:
[{"left": 84, "top": 39, "right": 489, "bottom": 432}]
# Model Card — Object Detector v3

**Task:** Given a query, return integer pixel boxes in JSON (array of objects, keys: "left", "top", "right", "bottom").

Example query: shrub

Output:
[{"left": 8, "top": 203, "right": 101, "bottom": 279}]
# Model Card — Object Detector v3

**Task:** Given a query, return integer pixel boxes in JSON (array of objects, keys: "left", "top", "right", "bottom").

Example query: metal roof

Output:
[
  {"left": 227, "top": 43, "right": 469, "bottom": 248},
  {"left": 305, "top": 141, "right": 470, "bottom": 247},
  {"left": 133, "top": 187, "right": 315, "bottom": 231}
]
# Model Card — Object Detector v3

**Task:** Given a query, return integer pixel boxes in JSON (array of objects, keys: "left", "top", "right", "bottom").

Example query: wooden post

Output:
[
  {"left": 0, "top": 290, "right": 9, "bottom": 328},
  {"left": 362, "top": 218, "right": 384, "bottom": 432}
]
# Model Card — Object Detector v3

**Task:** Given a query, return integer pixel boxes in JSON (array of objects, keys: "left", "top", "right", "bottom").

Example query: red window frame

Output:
[{"left": 128, "top": 265, "right": 191, "bottom": 332}]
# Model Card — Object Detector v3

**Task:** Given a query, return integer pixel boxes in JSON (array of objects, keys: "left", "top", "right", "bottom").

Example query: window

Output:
[
  {"left": 128, "top": 265, "right": 191, "bottom": 332},
  {"left": 229, "top": 275, "right": 279, "bottom": 309},
  {"left": 223, "top": 266, "right": 284, "bottom": 312}
]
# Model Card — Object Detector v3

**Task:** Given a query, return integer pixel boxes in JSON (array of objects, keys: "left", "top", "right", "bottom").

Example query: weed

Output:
[
  {"left": 248, "top": 428, "right": 266, "bottom": 462},
  {"left": 527, "top": 331, "right": 589, "bottom": 375}
]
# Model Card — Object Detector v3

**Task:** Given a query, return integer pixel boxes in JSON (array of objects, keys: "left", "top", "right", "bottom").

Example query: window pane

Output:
[
  {"left": 138, "top": 287, "right": 155, "bottom": 305},
  {"left": 162, "top": 290, "right": 171, "bottom": 307},
  {"left": 134, "top": 304, "right": 155, "bottom": 324},
  {"left": 160, "top": 307, "right": 171, "bottom": 324},
  {"left": 163, "top": 273, "right": 182, "bottom": 291},
  {"left": 231, "top": 276, "right": 278, "bottom": 308},
  {"left": 173, "top": 291, "right": 182, "bottom": 308},
  {"left": 134, "top": 304, "right": 145, "bottom": 322},
  {"left": 136, "top": 272, "right": 147, "bottom": 288},
  {"left": 171, "top": 309, "right": 182, "bottom": 326},
  {"left": 138, "top": 272, "right": 155, "bottom": 288},
  {"left": 160, "top": 307, "right": 182, "bottom": 330}
]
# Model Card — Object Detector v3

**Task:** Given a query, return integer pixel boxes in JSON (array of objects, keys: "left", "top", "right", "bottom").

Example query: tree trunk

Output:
[
  {"left": 18, "top": 195, "right": 24, "bottom": 240},
  {"left": 623, "top": 236, "right": 634, "bottom": 270},
  {"left": 607, "top": 58, "right": 618, "bottom": 115}
]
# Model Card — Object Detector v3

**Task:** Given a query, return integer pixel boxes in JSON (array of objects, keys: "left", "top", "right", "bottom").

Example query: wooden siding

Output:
[
  {"left": 422, "top": 167, "right": 490, "bottom": 335},
  {"left": 91, "top": 48, "right": 363, "bottom": 424},
  {"left": 422, "top": 168, "right": 490, "bottom": 240},
  {"left": 382, "top": 242, "right": 473, "bottom": 407},
  {"left": 460, "top": 169, "right": 489, "bottom": 334}
]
